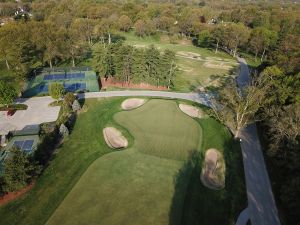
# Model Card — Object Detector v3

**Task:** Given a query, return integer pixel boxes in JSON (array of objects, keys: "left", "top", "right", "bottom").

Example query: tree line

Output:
[{"left": 93, "top": 43, "right": 177, "bottom": 88}]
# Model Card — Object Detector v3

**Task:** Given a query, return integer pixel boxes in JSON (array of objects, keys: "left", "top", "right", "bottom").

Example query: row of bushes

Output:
[{"left": 0, "top": 104, "right": 28, "bottom": 111}]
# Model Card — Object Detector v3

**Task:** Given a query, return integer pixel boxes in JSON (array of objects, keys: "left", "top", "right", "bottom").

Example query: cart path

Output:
[{"left": 236, "top": 57, "right": 281, "bottom": 225}]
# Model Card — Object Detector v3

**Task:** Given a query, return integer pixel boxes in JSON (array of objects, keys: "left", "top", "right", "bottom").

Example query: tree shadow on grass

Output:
[
  {"left": 169, "top": 137, "right": 246, "bottom": 225},
  {"left": 168, "top": 151, "right": 200, "bottom": 225}
]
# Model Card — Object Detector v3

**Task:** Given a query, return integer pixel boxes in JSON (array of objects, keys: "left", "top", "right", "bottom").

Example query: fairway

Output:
[
  {"left": 119, "top": 32, "right": 238, "bottom": 92},
  {"left": 46, "top": 100, "right": 202, "bottom": 225}
]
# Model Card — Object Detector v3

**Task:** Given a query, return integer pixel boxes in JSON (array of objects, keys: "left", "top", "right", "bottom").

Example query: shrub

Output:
[
  {"left": 64, "top": 92, "right": 76, "bottom": 106},
  {"left": 49, "top": 83, "right": 64, "bottom": 101}
]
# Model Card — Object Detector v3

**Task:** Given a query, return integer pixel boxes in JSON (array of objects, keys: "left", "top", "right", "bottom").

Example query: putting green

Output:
[{"left": 46, "top": 99, "right": 202, "bottom": 225}]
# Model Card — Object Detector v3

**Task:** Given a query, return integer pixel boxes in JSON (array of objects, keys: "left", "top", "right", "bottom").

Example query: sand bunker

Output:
[
  {"left": 179, "top": 104, "right": 204, "bottom": 118},
  {"left": 121, "top": 98, "right": 146, "bottom": 110},
  {"left": 103, "top": 127, "right": 128, "bottom": 149},
  {"left": 200, "top": 149, "right": 225, "bottom": 190}
]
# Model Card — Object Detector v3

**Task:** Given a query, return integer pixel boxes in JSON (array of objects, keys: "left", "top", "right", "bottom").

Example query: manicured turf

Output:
[
  {"left": 0, "top": 98, "right": 246, "bottom": 225},
  {"left": 114, "top": 100, "right": 202, "bottom": 160},
  {"left": 46, "top": 100, "right": 202, "bottom": 225},
  {"left": 119, "top": 32, "right": 238, "bottom": 92}
]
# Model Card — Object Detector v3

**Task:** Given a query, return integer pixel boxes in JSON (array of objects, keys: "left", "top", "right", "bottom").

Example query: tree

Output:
[
  {"left": 249, "top": 27, "right": 277, "bottom": 61},
  {"left": 261, "top": 66, "right": 296, "bottom": 105},
  {"left": 64, "top": 92, "right": 76, "bottom": 107},
  {"left": 134, "top": 19, "right": 146, "bottom": 37},
  {"left": 49, "top": 83, "right": 64, "bottom": 101},
  {"left": 198, "top": 30, "right": 212, "bottom": 47},
  {"left": 211, "top": 26, "right": 225, "bottom": 53},
  {"left": 0, "top": 148, "right": 40, "bottom": 193},
  {"left": 144, "top": 45, "right": 161, "bottom": 85},
  {"left": 161, "top": 49, "right": 177, "bottom": 89},
  {"left": 43, "top": 23, "right": 65, "bottom": 68},
  {"left": 0, "top": 81, "right": 17, "bottom": 107},
  {"left": 223, "top": 23, "right": 250, "bottom": 57},
  {"left": 211, "top": 77, "right": 268, "bottom": 138},
  {"left": 118, "top": 15, "right": 132, "bottom": 32}
]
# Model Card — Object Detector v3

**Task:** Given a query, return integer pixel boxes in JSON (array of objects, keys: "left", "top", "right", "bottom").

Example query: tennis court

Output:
[
  {"left": 23, "top": 69, "right": 99, "bottom": 97},
  {"left": 5, "top": 135, "right": 39, "bottom": 153}
]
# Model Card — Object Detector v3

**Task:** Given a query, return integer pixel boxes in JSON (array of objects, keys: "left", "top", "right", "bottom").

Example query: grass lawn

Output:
[
  {"left": 119, "top": 32, "right": 238, "bottom": 92},
  {"left": 0, "top": 98, "right": 246, "bottom": 225}
]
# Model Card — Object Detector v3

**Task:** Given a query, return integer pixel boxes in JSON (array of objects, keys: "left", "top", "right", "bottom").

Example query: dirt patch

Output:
[
  {"left": 179, "top": 104, "right": 204, "bottom": 118},
  {"left": 200, "top": 149, "right": 225, "bottom": 190},
  {"left": 205, "top": 56, "right": 223, "bottom": 61},
  {"left": 0, "top": 182, "right": 34, "bottom": 206},
  {"left": 203, "top": 61, "right": 233, "bottom": 70},
  {"left": 121, "top": 98, "right": 146, "bottom": 110},
  {"left": 101, "top": 77, "right": 167, "bottom": 91},
  {"left": 133, "top": 44, "right": 147, "bottom": 48},
  {"left": 103, "top": 127, "right": 128, "bottom": 149},
  {"left": 176, "top": 51, "right": 203, "bottom": 61}
]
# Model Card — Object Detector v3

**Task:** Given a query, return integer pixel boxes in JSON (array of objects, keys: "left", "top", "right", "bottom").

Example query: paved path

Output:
[
  {"left": 0, "top": 96, "right": 60, "bottom": 135},
  {"left": 236, "top": 57, "right": 281, "bottom": 225},
  {"left": 78, "top": 91, "right": 213, "bottom": 107},
  {"left": 236, "top": 208, "right": 250, "bottom": 225}
]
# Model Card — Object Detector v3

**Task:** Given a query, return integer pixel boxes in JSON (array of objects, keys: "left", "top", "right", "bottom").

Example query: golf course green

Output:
[
  {"left": 46, "top": 100, "right": 202, "bottom": 225},
  {"left": 0, "top": 98, "right": 246, "bottom": 225}
]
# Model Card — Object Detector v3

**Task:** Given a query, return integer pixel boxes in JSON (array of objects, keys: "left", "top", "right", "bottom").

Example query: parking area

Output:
[{"left": 0, "top": 96, "right": 60, "bottom": 135}]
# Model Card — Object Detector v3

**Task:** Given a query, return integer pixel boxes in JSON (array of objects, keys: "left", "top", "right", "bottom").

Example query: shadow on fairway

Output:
[{"left": 169, "top": 136, "right": 246, "bottom": 225}]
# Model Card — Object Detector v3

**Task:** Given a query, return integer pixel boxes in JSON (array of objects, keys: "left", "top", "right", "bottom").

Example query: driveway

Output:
[{"left": 0, "top": 96, "right": 60, "bottom": 135}]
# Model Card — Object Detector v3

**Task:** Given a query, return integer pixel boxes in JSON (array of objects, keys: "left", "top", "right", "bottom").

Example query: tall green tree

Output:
[
  {"left": 160, "top": 49, "right": 177, "bottom": 89},
  {"left": 49, "top": 82, "right": 64, "bottom": 101},
  {"left": 0, "top": 81, "right": 17, "bottom": 107},
  {"left": 0, "top": 148, "right": 41, "bottom": 194}
]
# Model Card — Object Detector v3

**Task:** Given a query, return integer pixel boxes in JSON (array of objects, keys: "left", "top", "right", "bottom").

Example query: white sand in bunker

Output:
[
  {"left": 121, "top": 98, "right": 146, "bottom": 110},
  {"left": 103, "top": 127, "right": 128, "bottom": 149},
  {"left": 179, "top": 104, "right": 204, "bottom": 118},
  {"left": 200, "top": 148, "right": 225, "bottom": 190}
]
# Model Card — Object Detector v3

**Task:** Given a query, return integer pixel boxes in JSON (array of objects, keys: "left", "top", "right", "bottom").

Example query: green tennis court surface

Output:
[{"left": 23, "top": 69, "right": 99, "bottom": 97}]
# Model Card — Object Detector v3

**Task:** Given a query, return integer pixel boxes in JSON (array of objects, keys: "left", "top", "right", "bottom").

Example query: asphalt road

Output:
[{"left": 237, "top": 57, "right": 281, "bottom": 225}]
